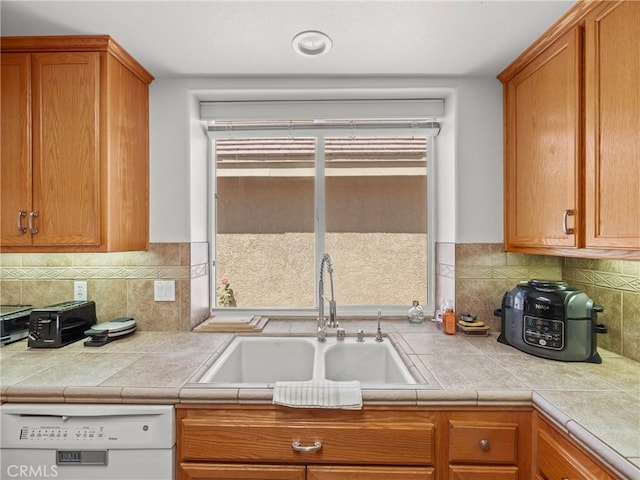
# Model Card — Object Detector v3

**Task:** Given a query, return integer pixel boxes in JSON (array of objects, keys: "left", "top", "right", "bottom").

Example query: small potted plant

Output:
[{"left": 217, "top": 276, "right": 237, "bottom": 307}]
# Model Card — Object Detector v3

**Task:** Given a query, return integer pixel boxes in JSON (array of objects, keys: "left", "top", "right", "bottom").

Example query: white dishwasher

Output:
[{"left": 0, "top": 403, "right": 175, "bottom": 480}]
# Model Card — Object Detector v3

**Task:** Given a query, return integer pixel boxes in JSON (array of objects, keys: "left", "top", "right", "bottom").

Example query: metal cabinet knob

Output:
[{"left": 479, "top": 439, "right": 490, "bottom": 451}]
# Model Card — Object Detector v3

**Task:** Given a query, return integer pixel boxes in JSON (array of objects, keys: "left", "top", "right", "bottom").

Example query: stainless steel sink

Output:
[{"left": 198, "top": 336, "right": 417, "bottom": 385}]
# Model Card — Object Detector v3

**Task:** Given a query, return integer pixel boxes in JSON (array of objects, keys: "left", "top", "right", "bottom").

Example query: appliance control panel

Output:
[
  {"left": 523, "top": 315, "right": 564, "bottom": 350},
  {"left": 11, "top": 419, "right": 151, "bottom": 448},
  {"left": 19, "top": 425, "right": 105, "bottom": 442}
]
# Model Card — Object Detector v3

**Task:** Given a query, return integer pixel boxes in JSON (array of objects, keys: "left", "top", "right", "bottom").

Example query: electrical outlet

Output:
[{"left": 73, "top": 281, "right": 88, "bottom": 301}]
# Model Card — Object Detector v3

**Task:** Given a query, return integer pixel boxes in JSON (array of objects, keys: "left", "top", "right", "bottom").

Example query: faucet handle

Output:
[
  {"left": 356, "top": 329, "right": 365, "bottom": 342},
  {"left": 336, "top": 328, "right": 345, "bottom": 341}
]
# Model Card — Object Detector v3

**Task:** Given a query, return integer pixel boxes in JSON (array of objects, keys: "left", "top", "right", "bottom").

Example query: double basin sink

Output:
[{"left": 198, "top": 336, "right": 417, "bottom": 385}]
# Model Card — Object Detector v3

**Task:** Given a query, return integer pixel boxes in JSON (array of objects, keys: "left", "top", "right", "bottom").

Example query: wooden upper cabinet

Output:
[
  {"left": 0, "top": 36, "right": 153, "bottom": 252},
  {"left": 499, "top": 0, "right": 639, "bottom": 259},
  {"left": 584, "top": 1, "right": 640, "bottom": 250},
  {"left": 502, "top": 27, "right": 582, "bottom": 251}
]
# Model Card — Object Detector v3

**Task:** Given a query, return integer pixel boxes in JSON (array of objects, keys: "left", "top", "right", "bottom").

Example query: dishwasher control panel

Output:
[{"left": 20, "top": 425, "right": 105, "bottom": 442}]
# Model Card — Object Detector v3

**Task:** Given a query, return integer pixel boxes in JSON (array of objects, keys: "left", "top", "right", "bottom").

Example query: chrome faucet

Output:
[
  {"left": 376, "top": 309, "right": 384, "bottom": 342},
  {"left": 317, "top": 253, "right": 337, "bottom": 342}
]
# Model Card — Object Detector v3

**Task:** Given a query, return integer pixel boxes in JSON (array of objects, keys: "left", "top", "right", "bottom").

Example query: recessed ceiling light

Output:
[{"left": 292, "top": 30, "right": 332, "bottom": 57}]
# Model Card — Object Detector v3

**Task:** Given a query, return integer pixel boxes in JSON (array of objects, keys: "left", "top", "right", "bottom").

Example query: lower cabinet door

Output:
[
  {"left": 180, "top": 463, "right": 306, "bottom": 480},
  {"left": 449, "top": 465, "right": 518, "bottom": 480},
  {"left": 307, "top": 465, "right": 434, "bottom": 480}
]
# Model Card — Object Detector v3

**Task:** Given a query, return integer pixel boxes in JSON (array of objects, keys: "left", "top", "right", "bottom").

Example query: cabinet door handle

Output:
[
  {"left": 563, "top": 209, "right": 575, "bottom": 235},
  {"left": 28, "top": 211, "right": 39, "bottom": 234},
  {"left": 291, "top": 441, "right": 322, "bottom": 452},
  {"left": 17, "top": 211, "right": 27, "bottom": 233},
  {"left": 479, "top": 439, "right": 490, "bottom": 451}
]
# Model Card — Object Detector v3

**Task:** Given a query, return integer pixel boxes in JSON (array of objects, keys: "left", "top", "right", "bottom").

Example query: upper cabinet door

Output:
[
  {"left": 0, "top": 53, "right": 32, "bottom": 246},
  {"left": 31, "top": 52, "right": 102, "bottom": 247},
  {"left": 504, "top": 27, "right": 582, "bottom": 250},
  {"left": 584, "top": 1, "right": 640, "bottom": 250}
]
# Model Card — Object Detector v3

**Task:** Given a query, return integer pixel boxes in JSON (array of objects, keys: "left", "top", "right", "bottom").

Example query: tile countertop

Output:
[{"left": 0, "top": 319, "right": 638, "bottom": 479}]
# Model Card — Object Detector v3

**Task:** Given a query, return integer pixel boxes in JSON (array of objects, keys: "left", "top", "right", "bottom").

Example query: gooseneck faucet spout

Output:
[{"left": 318, "top": 253, "right": 337, "bottom": 342}]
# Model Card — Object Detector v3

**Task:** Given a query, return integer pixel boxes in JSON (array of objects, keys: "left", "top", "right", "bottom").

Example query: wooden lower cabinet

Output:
[
  {"left": 533, "top": 413, "right": 618, "bottom": 480},
  {"left": 177, "top": 405, "right": 435, "bottom": 480},
  {"left": 439, "top": 409, "right": 532, "bottom": 480},
  {"left": 177, "top": 406, "right": 620, "bottom": 480}
]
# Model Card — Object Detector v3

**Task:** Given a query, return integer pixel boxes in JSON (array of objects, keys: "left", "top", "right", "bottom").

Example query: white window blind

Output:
[{"left": 200, "top": 98, "right": 444, "bottom": 122}]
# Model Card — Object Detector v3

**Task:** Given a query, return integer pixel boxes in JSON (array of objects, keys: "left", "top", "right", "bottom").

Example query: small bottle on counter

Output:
[
  {"left": 443, "top": 303, "right": 456, "bottom": 335},
  {"left": 407, "top": 300, "right": 425, "bottom": 324}
]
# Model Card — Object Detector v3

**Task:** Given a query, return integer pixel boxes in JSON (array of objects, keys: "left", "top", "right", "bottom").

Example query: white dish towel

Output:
[{"left": 273, "top": 379, "right": 362, "bottom": 410}]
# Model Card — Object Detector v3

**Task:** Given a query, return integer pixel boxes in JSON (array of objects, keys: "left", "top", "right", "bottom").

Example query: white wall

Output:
[
  {"left": 454, "top": 78, "right": 504, "bottom": 243},
  {"left": 148, "top": 76, "right": 503, "bottom": 244},
  {"left": 149, "top": 78, "right": 191, "bottom": 242}
]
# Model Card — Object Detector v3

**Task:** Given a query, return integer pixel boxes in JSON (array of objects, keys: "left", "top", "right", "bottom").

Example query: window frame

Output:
[{"left": 207, "top": 124, "right": 437, "bottom": 318}]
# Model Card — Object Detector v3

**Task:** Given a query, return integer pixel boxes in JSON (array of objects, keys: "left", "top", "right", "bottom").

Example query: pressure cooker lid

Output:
[{"left": 527, "top": 279, "right": 568, "bottom": 291}]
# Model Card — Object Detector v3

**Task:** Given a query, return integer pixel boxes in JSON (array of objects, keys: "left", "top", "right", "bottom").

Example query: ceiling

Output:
[{"left": 1, "top": 0, "right": 574, "bottom": 78}]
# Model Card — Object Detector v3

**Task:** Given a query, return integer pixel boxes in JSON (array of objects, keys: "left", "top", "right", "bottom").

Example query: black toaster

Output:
[
  {"left": 1, "top": 305, "right": 32, "bottom": 346},
  {"left": 28, "top": 301, "right": 97, "bottom": 348},
  {"left": 495, "top": 280, "right": 607, "bottom": 363}
]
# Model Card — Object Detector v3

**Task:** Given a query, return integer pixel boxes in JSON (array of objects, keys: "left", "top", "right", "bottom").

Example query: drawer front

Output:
[
  {"left": 308, "top": 466, "right": 434, "bottom": 480},
  {"left": 180, "top": 463, "right": 306, "bottom": 480},
  {"left": 179, "top": 408, "right": 435, "bottom": 466},
  {"left": 449, "top": 465, "right": 518, "bottom": 480},
  {"left": 448, "top": 421, "right": 518, "bottom": 464}
]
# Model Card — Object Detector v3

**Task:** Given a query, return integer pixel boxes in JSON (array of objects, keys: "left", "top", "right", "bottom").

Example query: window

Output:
[{"left": 205, "top": 104, "right": 442, "bottom": 317}]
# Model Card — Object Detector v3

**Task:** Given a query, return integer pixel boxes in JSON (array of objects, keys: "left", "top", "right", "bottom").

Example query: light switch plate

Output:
[{"left": 154, "top": 280, "right": 176, "bottom": 301}]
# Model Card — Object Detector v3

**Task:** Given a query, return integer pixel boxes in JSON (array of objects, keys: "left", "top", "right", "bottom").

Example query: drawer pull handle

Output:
[
  {"left": 291, "top": 441, "right": 322, "bottom": 452},
  {"left": 479, "top": 439, "right": 490, "bottom": 451}
]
